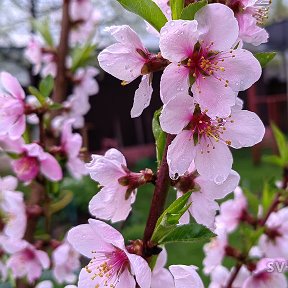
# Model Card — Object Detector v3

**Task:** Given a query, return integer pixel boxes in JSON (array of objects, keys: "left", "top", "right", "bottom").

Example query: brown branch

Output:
[
  {"left": 142, "top": 134, "right": 175, "bottom": 257},
  {"left": 53, "top": 0, "right": 71, "bottom": 103}
]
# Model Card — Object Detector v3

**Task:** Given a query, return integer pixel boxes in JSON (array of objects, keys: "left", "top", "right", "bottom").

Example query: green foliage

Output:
[
  {"left": 243, "top": 187, "right": 259, "bottom": 215},
  {"left": 262, "top": 180, "right": 278, "bottom": 213},
  {"left": 152, "top": 108, "right": 166, "bottom": 166},
  {"left": 254, "top": 52, "right": 276, "bottom": 67},
  {"left": 39, "top": 75, "right": 54, "bottom": 98},
  {"left": 28, "top": 86, "right": 47, "bottom": 105},
  {"left": 71, "top": 43, "right": 97, "bottom": 73},
  {"left": 48, "top": 190, "right": 74, "bottom": 216},
  {"left": 181, "top": 0, "right": 207, "bottom": 20},
  {"left": 263, "top": 123, "right": 288, "bottom": 168},
  {"left": 116, "top": 0, "right": 168, "bottom": 32},
  {"left": 32, "top": 19, "right": 54, "bottom": 47},
  {"left": 170, "top": 0, "right": 184, "bottom": 20}
]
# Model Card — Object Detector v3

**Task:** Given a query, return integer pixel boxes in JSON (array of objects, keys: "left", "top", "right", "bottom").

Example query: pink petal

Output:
[
  {"left": 169, "top": 265, "right": 204, "bottom": 288},
  {"left": 222, "top": 110, "right": 265, "bottom": 149},
  {"left": 160, "top": 63, "right": 190, "bottom": 104},
  {"left": 8, "top": 115, "right": 26, "bottom": 140},
  {"left": 1, "top": 175, "right": 18, "bottom": 191},
  {"left": 195, "top": 170, "right": 240, "bottom": 200},
  {"left": 40, "top": 153, "right": 63, "bottom": 181},
  {"left": 127, "top": 253, "right": 151, "bottom": 288},
  {"left": 35, "top": 250, "right": 50, "bottom": 269},
  {"left": 160, "top": 94, "right": 193, "bottom": 134},
  {"left": 1, "top": 72, "right": 25, "bottom": 100},
  {"left": 195, "top": 140, "right": 233, "bottom": 184},
  {"left": 196, "top": 4, "right": 239, "bottom": 51},
  {"left": 192, "top": 76, "right": 236, "bottom": 118},
  {"left": 153, "top": 248, "right": 168, "bottom": 273},
  {"left": 98, "top": 43, "right": 144, "bottom": 82},
  {"left": 159, "top": 20, "right": 199, "bottom": 62},
  {"left": 67, "top": 223, "right": 111, "bottom": 258},
  {"left": 118, "top": 268, "right": 136, "bottom": 287},
  {"left": 151, "top": 268, "right": 174, "bottom": 288},
  {"left": 167, "top": 130, "right": 196, "bottom": 179},
  {"left": 105, "top": 148, "right": 127, "bottom": 165},
  {"left": 131, "top": 75, "right": 153, "bottom": 118},
  {"left": 78, "top": 268, "right": 96, "bottom": 288},
  {"left": 219, "top": 49, "right": 262, "bottom": 91},
  {"left": 190, "top": 192, "right": 219, "bottom": 229},
  {"left": 88, "top": 219, "right": 126, "bottom": 250}
]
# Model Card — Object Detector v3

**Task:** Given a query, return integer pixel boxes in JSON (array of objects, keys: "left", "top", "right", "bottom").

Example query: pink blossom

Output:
[
  {"left": 86, "top": 148, "right": 138, "bottom": 223},
  {"left": 61, "top": 120, "right": 87, "bottom": 179},
  {"left": 7, "top": 242, "right": 50, "bottom": 283},
  {"left": 0, "top": 72, "right": 26, "bottom": 139},
  {"left": 151, "top": 248, "right": 174, "bottom": 288},
  {"left": 159, "top": 4, "right": 261, "bottom": 118},
  {"left": 98, "top": 25, "right": 153, "bottom": 118},
  {"left": 0, "top": 259, "right": 7, "bottom": 282},
  {"left": 70, "top": 0, "right": 93, "bottom": 22},
  {"left": 243, "top": 258, "right": 287, "bottom": 288},
  {"left": 24, "top": 38, "right": 43, "bottom": 75},
  {"left": 41, "top": 54, "right": 57, "bottom": 78},
  {"left": 11, "top": 143, "right": 63, "bottom": 182},
  {"left": 203, "top": 227, "right": 228, "bottom": 274},
  {"left": 216, "top": 187, "right": 248, "bottom": 232},
  {"left": 258, "top": 207, "right": 288, "bottom": 258},
  {"left": 230, "top": 0, "right": 270, "bottom": 46},
  {"left": 0, "top": 136, "right": 25, "bottom": 154},
  {"left": 169, "top": 265, "right": 204, "bottom": 288},
  {"left": 176, "top": 163, "right": 240, "bottom": 229},
  {"left": 67, "top": 219, "right": 151, "bottom": 288},
  {"left": 52, "top": 241, "right": 80, "bottom": 284},
  {"left": 160, "top": 94, "right": 265, "bottom": 182},
  {"left": 73, "top": 67, "right": 99, "bottom": 97},
  {"left": 0, "top": 176, "right": 27, "bottom": 239},
  {"left": 209, "top": 265, "right": 250, "bottom": 288}
]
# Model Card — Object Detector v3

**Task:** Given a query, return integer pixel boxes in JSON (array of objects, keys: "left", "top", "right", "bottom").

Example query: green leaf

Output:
[
  {"left": 180, "top": 0, "right": 207, "bottom": 20},
  {"left": 71, "top": 43, "right": 97, "bottom": 72},
  {"left": 116, "top": 0, "right": 168, "bottom": 32},
  {"left": 28, "top": 86, "right": 46, "bottom": 105},
  {"left": 39, "top": 75, "right": 54, "bottom": 98},
  {"left": 254, "top": 52, "right": 276, "bottom": 67},
  {"left": 49, "top": 102, "right": 63, "bottom": 110},
  {"left": 263, "top": 155, "right": 285, "bottom": 167},
  {"left": 262, "top": 181, "right": 277, "bottom": 213},
  {"left": 243, "top": 188, "right": 259, "bottom": 215},
  {"left": 32, "top": 19, "right": 54, "bottom": 47},
  {"left": 152, "top": 192, "right": 192, "bottom": 243},
  {"left": 152, "top": 108, "right": 166, "bottom": 166},
  {"left": 271, "top": 123, "right": 288, "bottom": 162},
  {"left": 157, "top": 223, "right": 215, "bottom": 244},
  {"left": 171, "top": 0, "right": 184, "bottom": 20}
]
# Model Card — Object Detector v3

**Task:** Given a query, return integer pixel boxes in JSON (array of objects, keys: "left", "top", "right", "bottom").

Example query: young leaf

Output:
[
  {"left": 170, "top": 0, "right": 184, "bottom": 20},
  {"left": 151, "top": 192, "right": 192, "bottom": 243},
  {"left": 71, "top": 43, "right": 97, "bottom": 72},
  {"left": 263, "top": 155, "right": 285, "bottom": 167},
  {"left": 262, "top": 181, "right": 278, "bottom": 213},
  {"left": 116, "top": 0, "right": 168, "bottom": 32},
  {"left": 157, "top": 223, "right": 215, "bottom": 244},
  {"left": 28, "top": 86, "right": 46, "bottom": 105},
  {"left": 181, "top": 0, "right": 207, "bottom": 20},
  {"left": 39, "top": 75, "right": 54, "bottom": 98},
  {"left": 254, "top": 52, "right": 276, "bottom": 67},
  {"left": 271, "top": 123, "right": 288, "bottom": 162},
  {"left": 32, "top": 19, "right": 54, "bottom": 47},
  {"left": 152, "top": 108, "right": 166, "bottom": 166}
]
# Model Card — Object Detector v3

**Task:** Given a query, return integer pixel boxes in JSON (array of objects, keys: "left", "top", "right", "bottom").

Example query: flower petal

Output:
[
  {"left": 1, "top": 72, "right": 25, "bottom": 99},
  {"left": 131, "top": 75, "right": 153, "bottom": 118},
  {"left": 40, "top": 153, "right": 63, "bottom": 181}
]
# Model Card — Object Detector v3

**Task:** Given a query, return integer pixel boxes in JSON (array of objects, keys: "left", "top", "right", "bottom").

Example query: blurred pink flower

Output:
[
  {"left": 216, "top": 187, "right": 248, "bottom": 232},
  {"left": 36, "top": 280, "right": 53, "bottom": 288},
  {"left": 98, "top": 25, "right": 154, "bottom": 118},
  {"left": 169, "top": 265, "right": 204, "bottom": 288},
  {"left": 7, "top": 242, "right": 50, "bottom": 283},
  {"left": 24, "top": 38, "right": 43, "bottom": 75},
  {"left": 159, "top": 4, "right": 261, "bottom": 118},
  {"left": 52, "top": 241, "right": 80, "bottom": 284},
  {"left": 67, "top": 219, "right": 151, "bottom": 288},
  {"left": 0, "top": 72, "right": 26, "bottom": 139},
  {"left": 160, "top": 94, "right": 265, "bottom": 182},
  {"left": 86, "top": 148, "right": 138, "bottom": 222},
  {"left": 259, "top": 207, "right": 288, "bottom": 258},
  {"left": 61, "top": 120, "right": 87, "bottom": 179},
  {"left": 12, "top": 143, "right": 63, "bottom": 182},
  {"left": 243, "top": 258, "right": 287, "bottom": 288},
  {"left": 151, "top": 248, "right": 174, "bottom": 288},
  {"left": 0, "top": 176, "right": 26, "bottom": 239},
  {"left": 70, "top": 0, "right": 93, "bottom": 22}
]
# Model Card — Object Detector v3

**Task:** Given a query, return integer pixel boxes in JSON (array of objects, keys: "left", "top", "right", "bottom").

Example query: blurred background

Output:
[{"left": 0, "top": 0, "right": 287, "bottom": 285}]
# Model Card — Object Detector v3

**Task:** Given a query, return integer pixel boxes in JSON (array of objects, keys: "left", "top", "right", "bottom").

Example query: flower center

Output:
[
  {"left": 85, "top": 248, "right": 129, "bottom": 288},
  {"left": 13, "top": 156, "right": 39, "bottom": 182}
]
